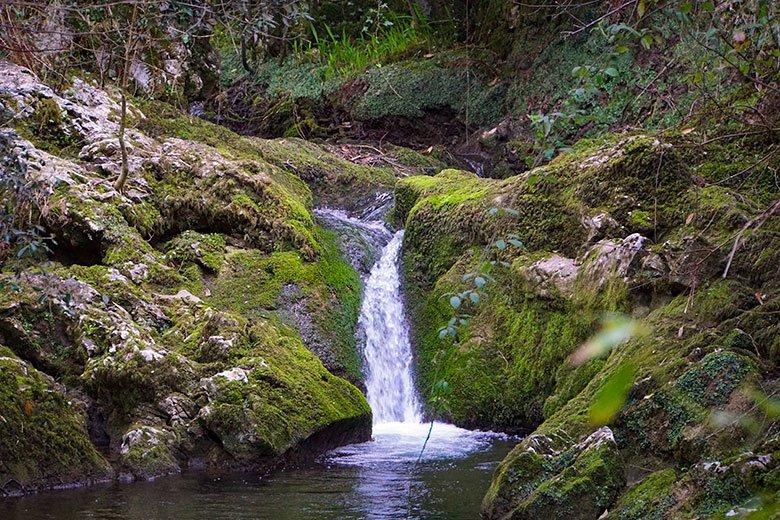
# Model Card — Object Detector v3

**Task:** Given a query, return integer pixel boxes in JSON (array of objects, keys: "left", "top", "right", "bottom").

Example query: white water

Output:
[
  {"left": 314, "top": 205, "right": 507, "bottom": 470},
  {"left": 360, "top": 230, "right": 422, "bottom": 424}
]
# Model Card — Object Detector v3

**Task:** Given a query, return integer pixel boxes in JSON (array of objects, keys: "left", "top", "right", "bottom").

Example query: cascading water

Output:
[
  {"left": 359, "top": 230, "right": 422, "bottom": 424},
  {"left": 312, "top": 202, "right": 509, "bottom": 517}
]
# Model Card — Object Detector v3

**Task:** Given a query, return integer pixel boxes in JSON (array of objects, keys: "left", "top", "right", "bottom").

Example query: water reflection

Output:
[{"left": 1, "top": 424, "right": 513, "bottom": 520}]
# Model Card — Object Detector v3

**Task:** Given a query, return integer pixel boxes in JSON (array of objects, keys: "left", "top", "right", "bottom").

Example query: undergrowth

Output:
[{"left": 293, "top": 11, "right": 441, "bottom": 79}]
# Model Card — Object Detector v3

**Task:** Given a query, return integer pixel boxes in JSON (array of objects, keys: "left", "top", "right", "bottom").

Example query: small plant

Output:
[{"left": 429, "top": 207, "right": 524, "bottom": 408}]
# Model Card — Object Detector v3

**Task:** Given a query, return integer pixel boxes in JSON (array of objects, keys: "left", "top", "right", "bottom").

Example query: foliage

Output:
[
  {"left": 294, "top": 10, "right": 436, "bottom": 79},
  {"left": 0, "top": 143, "right": 54, "bottom": 272},
  {"left": 427, "top": 206, "right": 524, "bottom": 416}
]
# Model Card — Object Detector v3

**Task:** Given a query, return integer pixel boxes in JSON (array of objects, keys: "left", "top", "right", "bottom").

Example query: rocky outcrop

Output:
[
  {"left": 0, "top": 61, "right": 383, "bottom": 494},
  {"left": 483, "top": 428, "right": 625, "bottom": 519},
  {"left": 396, "top": 131, "right": 779, "bottom": 517}
]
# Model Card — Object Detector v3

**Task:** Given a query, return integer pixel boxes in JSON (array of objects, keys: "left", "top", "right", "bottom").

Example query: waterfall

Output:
[{"left": 359, "top": 230, "right": 422, "bottom": 424}]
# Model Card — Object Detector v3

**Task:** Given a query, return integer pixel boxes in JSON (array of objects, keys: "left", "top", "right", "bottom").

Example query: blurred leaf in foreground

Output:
[
  {"left": 589, "top": 362, "right": 635, "bottom": 426},
  {"left": 570, "top": 313, "right": 647, "bottom": 366}
]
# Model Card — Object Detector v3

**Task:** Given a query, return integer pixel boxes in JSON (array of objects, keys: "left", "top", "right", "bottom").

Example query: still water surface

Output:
[{"left": 2, "top": 422, "right": 513, "bottom": 519}]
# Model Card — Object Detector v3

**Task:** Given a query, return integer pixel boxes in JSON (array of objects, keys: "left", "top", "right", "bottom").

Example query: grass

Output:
[{"left": 294, "top": 12, "right": 438, "bottom": 79}]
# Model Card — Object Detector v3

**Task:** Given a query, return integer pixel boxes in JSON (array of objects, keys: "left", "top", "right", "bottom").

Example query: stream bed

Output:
[{"left": 1, "top": 424, "right": 513, "bottom": 519}]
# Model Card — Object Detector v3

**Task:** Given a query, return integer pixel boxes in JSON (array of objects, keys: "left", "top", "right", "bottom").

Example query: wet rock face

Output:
[{"left": 0, "top": 61, "right": 377, "bottom": 494}]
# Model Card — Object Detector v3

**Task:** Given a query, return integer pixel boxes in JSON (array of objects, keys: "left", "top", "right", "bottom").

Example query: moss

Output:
[
  {"left": 197, "top": 327, "right": 371, "bottom": 460},
  {"left": 0, "top": 353, "right": 112, "bottom": 491},
  {"left": 120, "top": 201, "right": 163, "bottom": 239},
  {"left": 119, "top": 425, "right": 180, "bottom": 480},
  {"left": 628, "top": 210, "right": 652, "bottom": 231},
  {"left": 252, "top": 137, "right": 397, "bottom": 212},
  {"left": 163, "top": 230, "right": 227, "bottom": 273},
  {"left": 207, "top": 227, "right": 363, "bottom": 381},
  {"left": 13, "top": 96, "right": 83, "bottom": 157},
  {"left": 674, "top": 351, "right": 754, "bottom": 407},
  {"left": 608, "top": 468, "right": 678, "bottom": 520},
  {"left": 483, "top": 429, "right": 625, "bottom": 519},
  {"left": 398, "top": 166, "right": 585, "bottom": 292},
  {"left": 409, "top": 249, "right": 623, "bottom": 431},
  {"left": 136, "top": 98, "right": 311, "bottom": 200},
  {"left": 352, "top": 53, "right": 505, "bottom": 127}
]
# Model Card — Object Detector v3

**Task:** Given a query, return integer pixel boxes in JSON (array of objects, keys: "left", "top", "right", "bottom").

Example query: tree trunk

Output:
[{"left": 112, "top": 3, "right": 138, "bottom": 194}]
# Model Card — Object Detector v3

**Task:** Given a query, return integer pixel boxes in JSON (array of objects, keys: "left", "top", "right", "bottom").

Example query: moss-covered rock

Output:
[
  {"left": 0, "top": 349, "right": 113, "bottom": 495},
  {"left": 205, "top": 227, "right": 364, "bottom": 382},
  {"left": 0, "top": 63, "right": 375, "bottom": 493},
  {"left": 395, "top": 129, "right": 778, "bottom": 517},
  {"left": 483, "top": 427, "right": 625, "bottom": 519}
]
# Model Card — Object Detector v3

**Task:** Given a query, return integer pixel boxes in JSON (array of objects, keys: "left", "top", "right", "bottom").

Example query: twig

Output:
[
  {"left": 722, "top": 199, "right": 780, "bottom": 279},
  {"left": 562, "top": 0, "right": 637, "bottom": 37}
]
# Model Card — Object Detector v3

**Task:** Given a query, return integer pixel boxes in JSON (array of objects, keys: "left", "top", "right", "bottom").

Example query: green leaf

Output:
[
  {"left": 508, "top": 238, "right": 524, "bottom": 248},
  {"left": 680, "top": 2, "right": 693, "bottom": 14},
  {"left": 640, "top": 34, "right": 653, "bottom": 49},
  {"left": 432, "top": 379, "right": 451, "bottom": 396},
  {"left": 449, "top": 296, "right": 461, "bottom": 309},
  {"left": 570, "top": 313, "right": 647, "bottom": 365},
  {"left": 604, "top": 67, "right": 619, "bottom": 77},
  {"left": 589, "top": 363, "right": 634, "bottom": 425}
]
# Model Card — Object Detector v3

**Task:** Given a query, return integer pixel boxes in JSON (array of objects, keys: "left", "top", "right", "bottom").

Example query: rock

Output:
[
  {"left": 581, "top": 212, "right": 623, "bottom": 243},
  {"left": 1, "top": 58, "right": 384, "bottom": 495},
  {"left": 582, "top": 233, "right": 651, "bottom": 285},
  {"left": 517, "top": 254, "right": 580, "bottom": 298},
  {"left": 0, "top": 351, "right": 114, "bottom": 495},
  {"left": 482, "top": 427, "right": 625, "bottom": 519},
  {"left": 158, "top": 394, "right": 198, "bottom": 427},
  {"left": 119, "top": 425, "right": 181, "bottom": 480}
]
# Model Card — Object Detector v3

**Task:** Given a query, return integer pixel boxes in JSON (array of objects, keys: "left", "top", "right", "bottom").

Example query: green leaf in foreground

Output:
[
  {"left": 570, "top": 313, "right": 647, "bottom": 365},
  {"left": 589, "top": 362, "right": 634, "bottom": 426}
]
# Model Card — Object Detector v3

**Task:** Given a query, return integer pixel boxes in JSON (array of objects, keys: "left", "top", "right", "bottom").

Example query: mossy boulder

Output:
[
  {"left": 395, "top": 129, "right": 778, "bottom": 517},
  {"left": 204, "top": 227, "right": 364, "bottom": 382},
  {"left": 195, "top": 339, "right": 371, "bottom": 463},
  {"left": 0, "top": 349, "right": 113, "bottom": 495},
  {"left": 483, "top": 427, "right": 625, "bottom": 519},
  {"left": 0, "top": 63, "right": 375, "bottom": 493}
]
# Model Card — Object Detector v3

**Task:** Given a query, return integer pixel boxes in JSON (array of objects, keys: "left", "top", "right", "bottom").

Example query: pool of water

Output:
[{"left": 1, "top": 422, "right": 515, "bottom": 520}]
